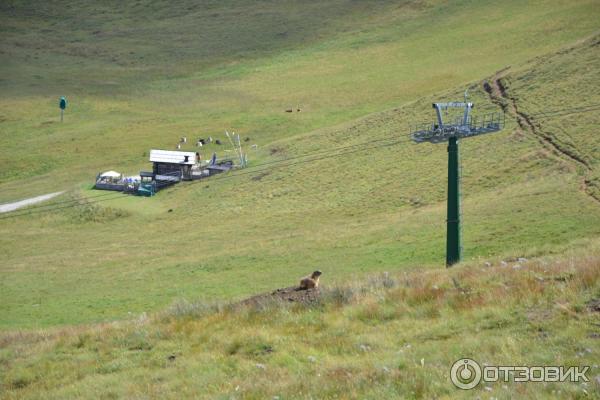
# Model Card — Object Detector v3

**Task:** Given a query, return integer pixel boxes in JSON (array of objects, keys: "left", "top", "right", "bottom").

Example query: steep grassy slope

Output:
[
  {"left": 1, "top": 2, "right": 600, "bottom": 397},
  {"left": 484, "top": 35, "right": 600, "bottom": 201},
  {"left": 1, "top": 246, "right": 599, "bottom": 399},
  {"left": 1, "top": 1, "right": 600, "bottom": 330},
  {"left": 1, "top": 0, "right": 599, "bottom": 201},
  {"left": 2, "top": 33, "right": 600, "bottom": 329}
]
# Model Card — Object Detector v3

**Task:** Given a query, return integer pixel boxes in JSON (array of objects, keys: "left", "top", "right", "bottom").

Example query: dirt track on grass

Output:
[{"left": 0, "top": 191, "right": 64, "bottom": 214}]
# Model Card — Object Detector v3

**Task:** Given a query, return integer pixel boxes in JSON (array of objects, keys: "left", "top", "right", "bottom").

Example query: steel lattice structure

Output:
[{"left": 411, "top": 103, "right": 505, "bottom": 144}]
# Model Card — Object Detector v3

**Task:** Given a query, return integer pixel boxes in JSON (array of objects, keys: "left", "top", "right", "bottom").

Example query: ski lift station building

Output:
[{"left": 149, "top": 149, "right": 196, "bottom": 181}]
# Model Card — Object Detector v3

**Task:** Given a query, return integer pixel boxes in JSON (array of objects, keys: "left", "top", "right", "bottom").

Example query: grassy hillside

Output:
[
  {"left": 1, "top": 1, "right": 600, "bottom": 398},
  {"left": 1, "top": 246, "right": 599, "bottom": 398},
  {"left": 485, "top": 35, "right": 600, "bottom": 201},
  {"left": 1, "top": 0, "right": 599, "bottom": 200},
  {"left": 1, "top": 1, "right": 600, "bottom": 330}
]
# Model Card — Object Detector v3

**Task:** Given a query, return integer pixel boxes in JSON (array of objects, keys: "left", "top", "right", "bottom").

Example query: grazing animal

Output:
[
  {"left": 196, "top": 141, "right": 203, "bottom": 147},
  {"left": 176, "top": 143, "right": 181, "bottom": 150},
  {"left": 181, "top": 136, "right": 187, "bottom": 143},
  {"left": 298, "top": 270, "right": 322, "bottom": 290},
  {"left": 285, "top": 108, "right": 293, "bottom": 113},
  {"left": 215, "top": 139, "right": 222, "bottom": 145}
]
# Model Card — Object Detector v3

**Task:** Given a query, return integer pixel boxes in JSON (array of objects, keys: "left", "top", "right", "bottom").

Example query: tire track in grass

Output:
[{"left": 483, "top": 73, "right": 600, "bottom": 203}]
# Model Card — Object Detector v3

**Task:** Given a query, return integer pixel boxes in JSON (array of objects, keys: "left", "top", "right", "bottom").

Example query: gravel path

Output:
[{"left": 0, "top": 191, "right": 65, "bottom": 214}]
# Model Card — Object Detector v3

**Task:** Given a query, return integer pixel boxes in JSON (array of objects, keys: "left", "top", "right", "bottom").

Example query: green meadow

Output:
[
  {"left": 1, "top": 0, "right": 598, "bottom": 197},
  {"left": 1, "top": 0, "right": 600, "bottom": 397},
  {"left": 2, "top": 245, "right": 600, "bottom": 398},
  {"left": 1, "top": 0, "right": 599, "bottom": 328}
]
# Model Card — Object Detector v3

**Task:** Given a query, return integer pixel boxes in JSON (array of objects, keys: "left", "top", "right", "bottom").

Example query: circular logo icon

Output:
[{"left": 450, "top": 358, "right": 482, "bottom": 390}]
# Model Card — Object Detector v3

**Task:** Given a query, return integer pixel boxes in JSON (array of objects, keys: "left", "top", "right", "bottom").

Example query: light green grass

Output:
[
  {"left": 1, "top": 2, "right": 600, "bottom": 397},
  {"left": 1, "top": 0, "right": 599, "bottom": 197},
  {"left": 0, "top": 0, "right": 600, "bottom": 331},
  {"left": 1, "top": 246, "right": 599, "bottom": 399}
]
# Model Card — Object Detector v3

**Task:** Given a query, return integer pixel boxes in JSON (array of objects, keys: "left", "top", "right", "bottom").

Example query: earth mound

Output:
[{"left": 239, "top": 286, "right": 321, "bottom": 307}]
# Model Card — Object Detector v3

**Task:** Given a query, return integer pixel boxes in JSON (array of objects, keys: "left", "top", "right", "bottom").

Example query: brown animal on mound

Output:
[{"left": 298, "top": 270, "right": 322, "bottom": 290}]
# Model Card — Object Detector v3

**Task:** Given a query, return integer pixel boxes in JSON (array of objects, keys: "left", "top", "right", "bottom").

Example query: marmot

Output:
[{"left": 298, "top": 270, "right": 322, "bottom": 290}]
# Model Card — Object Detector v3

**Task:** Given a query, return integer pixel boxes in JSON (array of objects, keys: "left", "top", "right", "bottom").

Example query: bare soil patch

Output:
[{"left": 239, "top": 286, "right": 321, "bottom": 307}]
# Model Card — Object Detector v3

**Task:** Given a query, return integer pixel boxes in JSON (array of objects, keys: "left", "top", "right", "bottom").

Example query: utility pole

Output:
[
  {"left": 446, "top": 136, "right": 460, "bottom": 265},
  {"left": 410, "top": 101, "right": 504, "bottom": 267}
]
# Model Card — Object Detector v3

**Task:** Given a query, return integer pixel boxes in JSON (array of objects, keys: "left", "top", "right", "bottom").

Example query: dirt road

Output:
[{"left": 0, "top": 191, "right": 65, "bottom": 214}]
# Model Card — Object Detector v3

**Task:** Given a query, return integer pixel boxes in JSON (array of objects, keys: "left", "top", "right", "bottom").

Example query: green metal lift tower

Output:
[{"left": 410, "top": 101, "right": 504, "bottom": 266}]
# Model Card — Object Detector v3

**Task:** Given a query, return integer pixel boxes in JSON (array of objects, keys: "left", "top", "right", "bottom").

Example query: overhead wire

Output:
[
  {"left": 1, "top": 134, "right": 412, "bottom": 215},
  {"left": 0, "top": 190, "right": 124, "bottom": 212},
  {"left": 526, "top": 103, "right": 600, "bottom": 119},
  {"left": 0, "top": 136, "right": 413, "bottom": 220},
  {"left": 2, "top": 101, "right": 599, "bottom": 220}
]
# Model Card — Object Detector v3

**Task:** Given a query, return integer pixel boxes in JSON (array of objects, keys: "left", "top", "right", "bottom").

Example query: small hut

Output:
[{"left": 149, "top": 149, "right": 196, "bottom": 181}]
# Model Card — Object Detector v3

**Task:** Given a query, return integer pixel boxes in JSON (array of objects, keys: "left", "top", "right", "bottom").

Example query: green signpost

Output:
[{"left": 59, "top": 96, "right": 67, "bottom": 122}]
